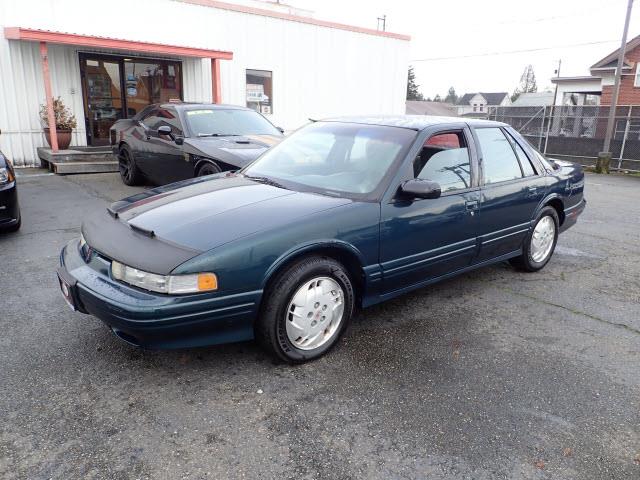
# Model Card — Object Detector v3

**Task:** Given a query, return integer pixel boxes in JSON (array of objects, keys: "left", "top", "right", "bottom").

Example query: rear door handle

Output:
[{"left": 527, "top": 186, "right": 538, "bottom": 197}]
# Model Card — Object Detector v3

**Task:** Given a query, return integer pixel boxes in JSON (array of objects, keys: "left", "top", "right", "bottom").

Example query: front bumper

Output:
[
  {"left": 59, "top": 239, "right": 261, "bottom": 349},
  {"left": 0, "top": 182, "right": 20, "bottom": 228}
]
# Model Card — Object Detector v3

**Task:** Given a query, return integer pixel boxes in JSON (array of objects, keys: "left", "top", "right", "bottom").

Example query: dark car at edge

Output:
[
  {"left": 59, "top": 116, "right": 586, "bottom": 362},
  {"left": 0, "top": 142, "right": 21, "bottom": 233},
  {"left": 109, "top": 102, "right": 283, "bottom": 186}
]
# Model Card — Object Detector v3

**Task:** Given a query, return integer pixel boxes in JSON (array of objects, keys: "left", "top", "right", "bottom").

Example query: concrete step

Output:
[
  {"left": 37, "top": 146, "right": 118, "bottom": 174},
  {"left": 51, "top": 160, "right": 119, "bottom": 174}
]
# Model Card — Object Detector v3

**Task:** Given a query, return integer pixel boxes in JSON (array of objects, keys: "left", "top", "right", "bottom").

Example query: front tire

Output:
[
  {"left": 510, "top": 206, "right": 559, "bottom": 272},
  {"left": 256, "top": 256, "right": 355, "bottom": 363},
  {"left": 197, "top": 161, "right": 221, "bottom": 177}
]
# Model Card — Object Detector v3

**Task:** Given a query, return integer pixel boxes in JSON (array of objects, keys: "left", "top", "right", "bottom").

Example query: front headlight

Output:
[
  {"left": 111, "top": 260, "right": 217, "bottom": 295},
  {"left": 0, "top": 167, "right": 14, "bottom": 184}
]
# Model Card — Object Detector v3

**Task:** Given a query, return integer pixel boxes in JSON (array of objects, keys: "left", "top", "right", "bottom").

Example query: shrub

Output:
[{"left": 39, "top": 97, "right": 77, "bottom": 130}]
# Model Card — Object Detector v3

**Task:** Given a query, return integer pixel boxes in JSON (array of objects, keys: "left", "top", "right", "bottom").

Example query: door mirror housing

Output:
[
  {"left": 400, "top": 179, "right": 441, "bottom": 200},
  {"left": 157, "top": 125, "right": 174, "bottom": 139}
]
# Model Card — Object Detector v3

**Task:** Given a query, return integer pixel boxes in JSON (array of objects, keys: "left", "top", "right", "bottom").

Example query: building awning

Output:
[
  {"left": 4, "top": 27, "right": 231, "bottom": 152},
  {"left": 3, "top": 27, "right": 233, "bottom": 59}
]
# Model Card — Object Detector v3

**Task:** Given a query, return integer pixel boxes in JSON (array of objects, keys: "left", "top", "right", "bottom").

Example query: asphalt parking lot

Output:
[{"left": 1, "top": 170, "right": 639, "bottom": 480}]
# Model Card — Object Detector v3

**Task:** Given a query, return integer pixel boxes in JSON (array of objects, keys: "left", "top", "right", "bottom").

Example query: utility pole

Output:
[
  {"left": 598, "top": 0, "right": 634, "bottom": 173},
  {"left": 377, "top": 15, "right": 386, "bottom": 31}
]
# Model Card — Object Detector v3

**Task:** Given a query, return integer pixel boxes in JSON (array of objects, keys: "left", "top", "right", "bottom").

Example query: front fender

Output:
[{"left": 261, "top": 239, "right": 368, "bottom": 289}]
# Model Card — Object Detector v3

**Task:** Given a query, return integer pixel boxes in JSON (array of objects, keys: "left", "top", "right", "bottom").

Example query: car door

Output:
[
  {"left": 141, "top": 107, "right": 190, "bottom": 185},
  {"left": 380, "top": 127, "right": 481, "bottom": 294},
  {"left": 473, "top": 126, "right": 547, "bottom": 263}
]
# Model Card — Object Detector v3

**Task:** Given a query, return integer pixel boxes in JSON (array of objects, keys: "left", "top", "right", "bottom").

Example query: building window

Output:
[
  {"left": 473, "top": 104, "right": 477, "bottom": 112},
  {"left": 635, "top": 64, "right": 640, "bottom": 87},
  {"left": 479, "top": 104, "right": 484, "bottom": 112},
  {"left": 246, "top": 69, "right": 273, "bottom": 114}
]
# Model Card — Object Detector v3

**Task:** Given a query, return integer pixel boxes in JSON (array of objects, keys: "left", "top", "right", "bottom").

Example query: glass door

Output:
[
  {"left": 80, "top": 55, "right": 124, "bottom": 146},
  {"left": 80, "top": 54, "right": 183, "bottom": 146}
]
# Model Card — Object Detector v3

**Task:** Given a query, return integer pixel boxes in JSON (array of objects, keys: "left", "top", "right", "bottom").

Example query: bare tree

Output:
[{"left": 512, "top": 65, "right": 537, "bottom": 102}]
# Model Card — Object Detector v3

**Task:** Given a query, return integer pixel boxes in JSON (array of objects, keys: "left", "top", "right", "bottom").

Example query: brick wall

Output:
[{"left": 600, "top": 45, "right": 640, "bottom": 105}]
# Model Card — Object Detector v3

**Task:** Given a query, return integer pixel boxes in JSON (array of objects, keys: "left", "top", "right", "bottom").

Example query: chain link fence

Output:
[{"left": 487, "top": 105, "right": 640, "bottom": 171}]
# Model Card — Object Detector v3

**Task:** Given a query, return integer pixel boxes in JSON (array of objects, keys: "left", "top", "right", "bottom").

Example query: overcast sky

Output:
[{"left": 289, "top": 0, "right": 640, "bottom": 99}]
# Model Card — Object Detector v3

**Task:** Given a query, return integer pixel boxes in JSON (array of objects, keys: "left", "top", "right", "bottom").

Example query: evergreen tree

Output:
[
  {"left": 433, "top": 94, "right": 442, "bottom": 102},
  {"left": 444, "top": 87, "right": 458, "bottom": 104},
  {"left": 406, "top": 65, "right": 424, "bottom": 100}
]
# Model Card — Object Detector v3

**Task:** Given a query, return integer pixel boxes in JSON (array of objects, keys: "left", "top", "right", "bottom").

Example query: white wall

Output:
[
  {"left": 552, "top": 79, "right": 602, "bottom": 104},
  {"left": 0, "top": 0, "right": 410, "bottom": 166}
]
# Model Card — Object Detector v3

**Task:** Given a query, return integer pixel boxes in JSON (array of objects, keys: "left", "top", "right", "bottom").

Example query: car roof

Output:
[
  {"left": 157, "top": 102, "right": 253, "bottom": 112},
  {"left": 320, "top": 115, "right": 507, "bottom": 130}
]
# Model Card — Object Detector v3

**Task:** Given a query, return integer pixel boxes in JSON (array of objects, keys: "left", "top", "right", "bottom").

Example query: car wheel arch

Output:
[
  {"left": 538, "top": 194, "right": 565, "bottom": 226},
  {"left": 195, "top": 158, "right": 236, "bottom": 176},
  {"left": 260, "top": 242, "right": 367, "bottom": 306}
]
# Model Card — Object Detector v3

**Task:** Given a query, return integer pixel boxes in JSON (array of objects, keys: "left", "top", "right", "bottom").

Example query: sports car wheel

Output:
[
  {"left": 197, "top": 162, "right": 221, "bottom": 177},
  {"left": 510, "top": 206, "right": 559, "bottom": 272},
  {"left": 256, "top": 256, "right": 354, "bottom": 363},
  {"left": 118, "top": 146, "right": 143, "bottom": 186}
]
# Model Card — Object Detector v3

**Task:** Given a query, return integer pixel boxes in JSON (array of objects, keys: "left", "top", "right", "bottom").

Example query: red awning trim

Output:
[{"left": 3, "top": 27, "right": 233, "bottom": 59}]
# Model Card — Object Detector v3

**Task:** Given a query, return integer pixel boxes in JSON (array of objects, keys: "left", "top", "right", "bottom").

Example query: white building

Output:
[
  {"left": 455, "top": 92, "right": 511, "bottom": 117},
  {"left": 0, "top": 0, "right": 410, "bottom": 167}
]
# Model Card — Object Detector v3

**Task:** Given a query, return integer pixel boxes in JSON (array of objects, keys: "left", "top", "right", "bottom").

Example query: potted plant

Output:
[{"left": 39, "top": 97, "right": 77, "bottom": 150}]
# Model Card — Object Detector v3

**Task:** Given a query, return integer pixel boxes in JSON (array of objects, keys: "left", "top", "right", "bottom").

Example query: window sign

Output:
[{"left": 246, "top": 69, "right": 273, "bottom": 114}]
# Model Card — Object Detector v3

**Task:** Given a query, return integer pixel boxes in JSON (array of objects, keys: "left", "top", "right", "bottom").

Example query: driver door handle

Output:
[{"left": 465, "top": 199, "right": 479, "bottom": 210}]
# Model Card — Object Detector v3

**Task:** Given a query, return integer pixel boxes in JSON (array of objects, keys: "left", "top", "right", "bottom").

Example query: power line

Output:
[{"left": 411, "top": 40, "right": 618, "bottom": 62}]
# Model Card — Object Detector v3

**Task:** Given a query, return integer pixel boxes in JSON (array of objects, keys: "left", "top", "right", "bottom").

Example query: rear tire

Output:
[
  {"left": 118, "top": 146, "right": 144, "bottom": 186},
  {"left": 510, "top": 206, "right": 559, "bottom": 272},
  {"left": 256, "top": 256, "right": 354, "bottom": 363}
]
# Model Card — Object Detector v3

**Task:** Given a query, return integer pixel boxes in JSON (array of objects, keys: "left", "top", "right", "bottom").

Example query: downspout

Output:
[{"left": 39, "top": 41, "right": 58, "bottom": 152}]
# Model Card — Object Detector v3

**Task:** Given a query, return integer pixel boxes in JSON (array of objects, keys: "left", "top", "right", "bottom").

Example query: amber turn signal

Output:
[{"left": 198, "top": 273, "right": 218, "bottom": 291}]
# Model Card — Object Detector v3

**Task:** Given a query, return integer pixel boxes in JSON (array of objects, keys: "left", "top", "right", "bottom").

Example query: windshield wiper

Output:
[
  {"left": 198, "top": 133, "right": 241, "bottom": 137},
  {"left": 243, "top": 175, "right": 287, "bottom": 189}
]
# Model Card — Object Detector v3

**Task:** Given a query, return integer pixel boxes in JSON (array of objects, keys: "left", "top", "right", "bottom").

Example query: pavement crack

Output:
[{"left": 503, "top": 287, "right": 640, "bottom": 336}]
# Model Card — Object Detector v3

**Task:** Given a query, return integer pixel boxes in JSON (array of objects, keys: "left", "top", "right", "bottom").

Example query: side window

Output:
[
  {"left": 141, "top": 109, "right": 160, "bottom": 129},
  {"left": 413, "top": 131, "right": 472, "bottom": 192},
  {"left": 505, "top": 131, "right": 536, "bottom": 176},
  {"left": 158, "top": 108, "right": 183, "bottom": 135},
  {"left": 142, "top": 108, "right": 183, "bottom": 135},
  {"left": 475, "top": 127, "right": 523, "bottom": 184}
]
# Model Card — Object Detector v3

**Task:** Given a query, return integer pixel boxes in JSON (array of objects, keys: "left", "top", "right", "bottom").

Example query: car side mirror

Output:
[
  {"left": 157, "top": 125, "right": 174, "bottom": 139},
  {"left": 400, "top": 179, "right": 441, "bottom": 200}
]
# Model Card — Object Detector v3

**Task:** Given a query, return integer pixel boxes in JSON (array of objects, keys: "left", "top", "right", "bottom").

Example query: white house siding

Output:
[
  {"left": 0, "top": 0, "right": 410, "bottom": 167},
  {"left": 552, "top": 79, "right": 602, "bottom": 104}
]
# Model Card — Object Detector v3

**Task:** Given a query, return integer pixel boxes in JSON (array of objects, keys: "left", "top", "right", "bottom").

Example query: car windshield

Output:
[
  {"left": 242, "top": 122, "right": 417, "bottom": 198},
  {"left": 184, "top": 108, "right": 281, "bottom": 137}
]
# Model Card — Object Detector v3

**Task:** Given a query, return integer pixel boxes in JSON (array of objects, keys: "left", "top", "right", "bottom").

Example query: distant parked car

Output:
[
  {"left": 60, "top": 116, "right": 585, "bottom": 362},
  {"left": 109, "top": 102, "right": 284, "bottom": 186},
  {"left": 0, "top": 140, "right": 20, "bottom": 233}
]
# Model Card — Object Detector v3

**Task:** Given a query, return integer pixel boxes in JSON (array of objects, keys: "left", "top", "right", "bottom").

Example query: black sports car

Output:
[
  {"left": 109, "top": 103, "right": 283, "bottom": 186},
  {"left": 0, "top": 143, "right": 20, "bottom": 233}
]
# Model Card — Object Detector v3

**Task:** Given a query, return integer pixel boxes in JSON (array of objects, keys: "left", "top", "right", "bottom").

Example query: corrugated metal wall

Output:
[{"left": 0, "top": 0, "right": 409, "bottom": 167}]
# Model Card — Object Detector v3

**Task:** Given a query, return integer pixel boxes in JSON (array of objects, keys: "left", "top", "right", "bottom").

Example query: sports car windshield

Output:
[
  {"left": 243, "top": 122, "right": 417, "bottom": 198},
  {"left": 184, "top": 109, "right": 281, "bottom": 137}
]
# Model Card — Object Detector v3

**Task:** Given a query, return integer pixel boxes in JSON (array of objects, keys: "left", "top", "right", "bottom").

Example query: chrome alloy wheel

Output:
[
  {"left": 531, "top": 216, "right": 556, "bottom": 263},
  {"left": 285, "top": 276, "right": 345, "bottom": 351}
]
